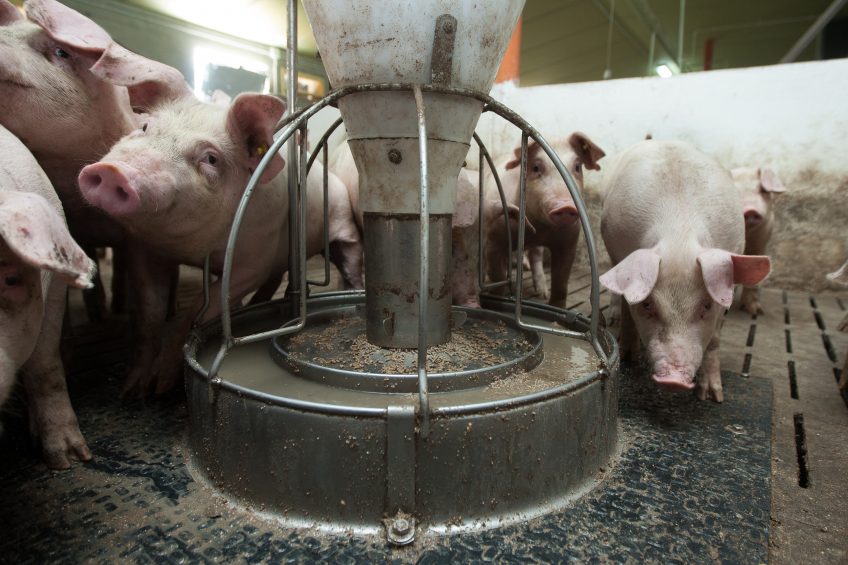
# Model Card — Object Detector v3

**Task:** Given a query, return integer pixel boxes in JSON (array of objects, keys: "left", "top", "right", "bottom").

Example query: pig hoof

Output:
[
  {"left": 695, "top": 385, "right": 724, "bottom": 403},
  {"left": 742, "top": 301, "right": 763, "bottom": 316},
  {"left": 41, "top": 430, "right": 92, "bottom": 470}
]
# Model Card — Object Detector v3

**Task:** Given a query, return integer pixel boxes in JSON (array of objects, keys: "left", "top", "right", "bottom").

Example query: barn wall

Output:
[{"left": 474, "top": 59, "right": 848, "bottom": 291}]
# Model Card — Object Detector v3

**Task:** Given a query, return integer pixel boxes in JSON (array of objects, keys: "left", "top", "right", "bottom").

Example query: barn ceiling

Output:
[{"left": 69, "top": 0, "right": 848, "bottom": 85}]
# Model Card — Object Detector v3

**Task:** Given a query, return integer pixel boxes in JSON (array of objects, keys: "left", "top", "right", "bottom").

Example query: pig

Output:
[
  {"left": 0, "top": 0, "right": 148, "bottom": 320},
  {"left": 730, "top": 167, "right": 786, "bottom": 315},
  {"left": 78, "top": 45, "right": 363, "bottom": 394},
  {"left": 600, "top": 140, "right": 771, "bottom": 402},
  {"left": 484, "top": 134, "right": 606, "bottom": 308},
  {"left": 0, "top": 124, "right": 94, "bottom": 468}
]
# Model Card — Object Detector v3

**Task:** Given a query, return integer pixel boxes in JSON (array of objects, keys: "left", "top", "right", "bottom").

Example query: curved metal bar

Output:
[
  {"left": 470, "top": 132, "right": 513, "bottom": 293},
  {"left": 193, "top": 254, "right": 212, "bottom": 326},
  {"left": 207, "top": 82, "right": 608, "bottom": 380},
  {"left": 305, "top": 116, "right": 345, "bottom": 288},
  {"left": 413, "top": 85, "right": 431, "bottom": 439}
]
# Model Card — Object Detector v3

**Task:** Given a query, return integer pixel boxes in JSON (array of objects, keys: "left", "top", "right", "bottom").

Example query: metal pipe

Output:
[
  {"left": 647, "top": 30, "right": 656, "bottom": 74},
  {"left": 677, "top": 0, "right": 686, "bottom": 70},
  {"left": 471, "top": 131, "right": 513, "bottom": 293},
  {"left": 286, "top": 0, "right": 301, "bottom": 307},
  {"left": 626, "top": 0, "right": 680, "bottom": 68},
  {"left": 514, "top": 133, "right": 529, "bottom": 324},
  {"left": 413, "top": 85, "right": 431, "bottom": 439},
  {"left": 780, "top": 0, "right": 848, "bottom": 63}
]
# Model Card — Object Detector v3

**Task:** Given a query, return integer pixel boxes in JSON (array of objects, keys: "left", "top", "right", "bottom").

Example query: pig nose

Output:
[
  {"left": 743, "top": 207, "right": 763, "bottom": 226},
  {"left": 78, "top": 163, "right": 140, "bottom": 216},
  {"left": 549, "top": 202, "right": 579, "bottom": 225}
]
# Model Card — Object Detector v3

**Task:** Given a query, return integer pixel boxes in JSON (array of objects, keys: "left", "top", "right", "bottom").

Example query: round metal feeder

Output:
[
  {"left": 184, "top": 0, "right": 619, "bottom": 545},
  {"left": 185, "top": 293, "right": 618, "bottom": 537}
]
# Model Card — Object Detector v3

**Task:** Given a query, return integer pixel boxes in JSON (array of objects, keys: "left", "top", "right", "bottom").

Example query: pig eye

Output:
[
  {"left": 54, "top": 47, "right": 70, "bottom": 59},
  {"left": 4, "top": 275, "right": 20, "bottom": 286},
  {"left": 201, "top": 152, "right": 219, "bottom": 166},
  {"left": 141, "top": 123, "right": 148, "bottom": 133},
  {"left": 575, "top": 163, "right": 583, "bottom": 174},
  {"left": 640, "top": 297, "right": 654, "bottom": 314}
]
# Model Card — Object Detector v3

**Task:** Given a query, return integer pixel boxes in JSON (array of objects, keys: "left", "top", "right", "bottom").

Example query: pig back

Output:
[{"left": 601, "top": 140, "right": 744, "bottom": 261}]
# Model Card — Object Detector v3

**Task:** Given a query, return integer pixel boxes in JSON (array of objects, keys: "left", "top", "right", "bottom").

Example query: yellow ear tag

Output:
[
  {"left": 257, "top": 144, "right": 268, "bottom": 157},
  {"left": 581, "top": 143, "right": 589, "bottom": 152}
]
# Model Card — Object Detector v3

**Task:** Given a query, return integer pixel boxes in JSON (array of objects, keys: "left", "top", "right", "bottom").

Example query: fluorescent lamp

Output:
[{"left": 655, "top": 64, "right": 673, "bottom": 78}]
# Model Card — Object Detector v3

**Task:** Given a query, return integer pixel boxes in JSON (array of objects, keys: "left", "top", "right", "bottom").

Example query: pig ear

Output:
[
  {"left": 697, "top": 249, "right": 771, "bottom": 308},
  {"left": 25, "top": 0, "right": 112, "bottom": 55},
  {"left": 227, "top": 93, "right": 286, "bottom": 184},
  {"left": 569, "top": 132, "right": 605, "bottom": 171},
  {"left": 90, "top": 43, "right": 193, "bottom": 110},
  {"left": 599, "top": 248, "right": 660, "bottom": 304},
  {"left": 505, "top": 140, "right": 542, "bottom": 170},
  {"left": 759, "top": 168, "right": 786, "bottom": 193},
  {"left": 0, "top": 192, "right": 95, "bottom": 289},
  {"left": 1, "top": 0, "right": 23, "bottom": 25}
]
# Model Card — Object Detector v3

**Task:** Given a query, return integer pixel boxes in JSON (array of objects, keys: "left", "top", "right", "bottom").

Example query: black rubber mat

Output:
[{"left": 1, "top": 352, "right": 771, "bottom": 563}]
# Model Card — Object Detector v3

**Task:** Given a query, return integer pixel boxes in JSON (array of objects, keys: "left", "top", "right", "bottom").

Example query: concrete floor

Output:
[{"left": 3, "top": 256, "right": 848, "bottom": 562}]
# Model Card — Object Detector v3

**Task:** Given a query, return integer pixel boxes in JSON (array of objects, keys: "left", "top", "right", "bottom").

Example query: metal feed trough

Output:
[{"left": 183, "top": 0, "right": 619, "bottom": 545}]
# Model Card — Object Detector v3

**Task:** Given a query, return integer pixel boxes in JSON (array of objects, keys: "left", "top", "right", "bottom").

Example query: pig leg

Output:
[
  {"left": 110, "top": 244, "right": 128, "bottom": 314},
  {"left": 618, "top": 302, "right": 640, "bottom": 362},
  {"left": 249, "top": 268, "right": 285, "bottom": 305},
  {"left": 123, "top": 245, "right": 174, "bottom": 396},
  {"left": 82, "top": 245, "right": 107, "bottom": 322},
  {"left": 696, "top": 332, "right": 724, "bottom": 402},
  {"left": 548, "top": 242, "right": 577, "bottom": 309},
  {"left": 838, "top": 313, "right": 848, "bottom": 333},
  {"left": 739, "top": 286, "right": 763, "bottom": 317},
  {"left": 528, "top": 246, "right": 549, "bottom": 301},
  {"left": 330, "top": 240, "right": 364, "bottom": 290},
  {"left": 840, "top": 353, "right": 848, "bottom": 389},
  {"left": 21, "top": 281, "right": 91, "bottom": 469},
  {"left": 150, "top": 273, "right": 258, "bottom": 394},
  {"left": 485, "top": 245, "right": 510, "bottom": 296}
]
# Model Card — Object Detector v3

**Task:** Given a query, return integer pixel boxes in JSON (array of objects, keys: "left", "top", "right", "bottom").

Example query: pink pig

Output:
[
  {"left": 484, "top": 134, "right": 605, "bottom": 308},
  {"left": 0, "top": 0, "right": 146, "bottom": 318},
  {"left": 0, "top": 125, "right": 95, "bottom": 468},
  {"left": 78, "top": 45, "right": 363, "bottom": 394},
  {"left": 730, "top": 167, "right": 786, "bottom": 315},
  {"left": 600, "top": 140, "right": 771, "bottom": 402}
]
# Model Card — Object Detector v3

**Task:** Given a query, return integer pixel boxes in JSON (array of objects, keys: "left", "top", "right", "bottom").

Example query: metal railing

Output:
[{"left": 194, "top": 82, "right": 610, "bottom": 425}]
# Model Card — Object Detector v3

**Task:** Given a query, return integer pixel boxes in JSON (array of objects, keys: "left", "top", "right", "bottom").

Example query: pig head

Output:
[
  {"left": 0, "top": 0, "right": 136, "bottom": 212},
  {"left": 601, "top": 245, "right": 770, "bottom": 392}
]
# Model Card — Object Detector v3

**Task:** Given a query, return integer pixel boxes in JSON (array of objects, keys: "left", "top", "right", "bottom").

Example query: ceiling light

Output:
[{"left": 655, "top": 64, "right": 673, "bottom": 78}]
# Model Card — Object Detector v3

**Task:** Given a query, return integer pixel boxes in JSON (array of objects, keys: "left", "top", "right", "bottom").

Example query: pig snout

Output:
[
  {"left": 743, "top": 206, "right": 763, "bottom": 227},
  {"left": 549, "top": 200, "right": 579, "bottom": 226},
  {"left": 648, "top": 342, "right": 700, "bottom": 391},
  {"left": 652, "top": 368, "right": 697, "bottom": 391},
  {"left": 78, "top": 163, "right": 141, "bottom": 216}
]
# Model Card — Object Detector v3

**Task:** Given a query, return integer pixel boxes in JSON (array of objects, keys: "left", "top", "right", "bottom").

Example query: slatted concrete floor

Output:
[{"left": 3, "top": 257, "right": 848, "bottom": 563}]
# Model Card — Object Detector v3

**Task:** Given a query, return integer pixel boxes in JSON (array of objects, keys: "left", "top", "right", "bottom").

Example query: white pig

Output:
[
  {"left": 0, "top": 125, "right": 94, "bottom": 468},
  {"left": 78, "top": 45, "right": 363, "bottom": 394},
  {"left": 600, "top": 140, "right": 771, "bottom": 402},
  {"left": 0, "top": 0, "right": 146, "bottom": 319},
  {"left": 730, "top": 167, "right": 786, "bottom": 315},
  {"left": 484, "top": 134, "right": 605, "bottom": 308}
]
